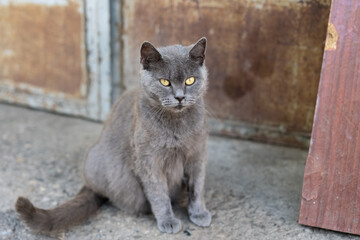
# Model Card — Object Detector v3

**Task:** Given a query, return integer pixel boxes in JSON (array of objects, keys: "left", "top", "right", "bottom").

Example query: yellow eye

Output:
[
  {"left": 185, "top": 77, "right": 195, "bottom": 86},
  {"left": 160, "top": 79, "right": 170, "bottom": 86}
]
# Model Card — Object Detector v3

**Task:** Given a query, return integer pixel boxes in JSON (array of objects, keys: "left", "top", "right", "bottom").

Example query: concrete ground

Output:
[{"left": 0, "top": 104, "right": 359, "bottom": 240}]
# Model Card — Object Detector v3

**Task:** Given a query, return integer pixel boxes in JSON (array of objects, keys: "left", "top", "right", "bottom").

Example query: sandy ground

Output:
[{"left": 0, "top": 104, "right": 359, "bottom": 240}]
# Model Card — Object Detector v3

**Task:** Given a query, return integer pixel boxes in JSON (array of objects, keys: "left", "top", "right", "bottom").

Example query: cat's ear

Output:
[
  {"left": 189, "top": 37, "right": 207, "bottom": 66},
  {"left": 140, "top": 42, "right": 162, "bottom": 70}
]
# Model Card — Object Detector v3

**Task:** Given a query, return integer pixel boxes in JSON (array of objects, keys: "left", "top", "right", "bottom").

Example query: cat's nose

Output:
[{"left": 175, "top": 96, "right": 185, "bottom": 103}]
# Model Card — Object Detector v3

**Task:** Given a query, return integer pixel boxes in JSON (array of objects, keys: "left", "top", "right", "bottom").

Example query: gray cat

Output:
[{"left": 15, "top": 38, "right": 211, "bottom": 234}]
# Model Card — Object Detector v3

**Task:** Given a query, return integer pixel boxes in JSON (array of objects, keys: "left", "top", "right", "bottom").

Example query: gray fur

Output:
[{"left": 84, "top": 38, "right": 211, "bottom": 234}]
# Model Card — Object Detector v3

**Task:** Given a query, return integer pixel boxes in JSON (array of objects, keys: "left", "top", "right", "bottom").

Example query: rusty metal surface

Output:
[
  {"left": 0, "top": 0, "right": 86, "bottom": 97},
  {"left": 122, "top": 0, "right": 331, "bottom": 147},
  {"left": 0, "top": 0, "right": 112, "bottom": 121}
]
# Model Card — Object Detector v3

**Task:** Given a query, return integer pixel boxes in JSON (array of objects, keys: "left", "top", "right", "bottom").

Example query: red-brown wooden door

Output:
[{"left": 299, "top": 0, "right": 360, "bottom": 235}]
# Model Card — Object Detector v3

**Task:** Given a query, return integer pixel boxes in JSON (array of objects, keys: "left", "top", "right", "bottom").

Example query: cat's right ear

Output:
[
  {"left": 140, "top": 42, "right": 162, "bottom": 70},
  {"left": 189, "top": 37, "right": 207, "bottom": 66}
]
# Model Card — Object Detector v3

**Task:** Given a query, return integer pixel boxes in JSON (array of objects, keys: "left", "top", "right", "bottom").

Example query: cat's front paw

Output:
[
  {"left": 157, "top": 217, "right": 182, "bottom": 234},
  {"left": 189, "top": 209, "right": 212, "bottom": 227}
]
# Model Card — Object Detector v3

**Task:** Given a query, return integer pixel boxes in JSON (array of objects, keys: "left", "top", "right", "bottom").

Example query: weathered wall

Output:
[
  {"left": 0, "top": 0, "right": 331, "bottom": 147},
  {"left": 0, "top": 0, "right": 86, "bottom": 98},
  {"left": 121, "top": 0, "right": 331, "bottom": 147}
]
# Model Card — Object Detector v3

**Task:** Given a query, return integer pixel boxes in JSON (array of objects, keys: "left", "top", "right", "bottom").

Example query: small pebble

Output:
[
  {"left": 1, "top": 230, "right": 11, "bottom": 236},
  {"left": 17, "top": 156, "right": 23, "bottom": 163},
  {"left": 184, "top": 230, "right": 191, "bottom": 236}
]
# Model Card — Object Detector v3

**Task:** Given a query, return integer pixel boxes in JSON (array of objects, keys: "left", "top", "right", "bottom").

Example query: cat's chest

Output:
[
  {"left": 156, "top": 146, "right": 186, "bottom": 186},
  {"left": 154, "top": 126, "right": 197, "bottom": 151},
  {"left": 137, "top": 111, "right": 205, "bottom": 153}
]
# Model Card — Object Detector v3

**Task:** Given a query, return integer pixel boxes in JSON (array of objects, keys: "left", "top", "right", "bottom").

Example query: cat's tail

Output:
[{"left": 15, "top": 186, "right": 108, "bottom": 233}]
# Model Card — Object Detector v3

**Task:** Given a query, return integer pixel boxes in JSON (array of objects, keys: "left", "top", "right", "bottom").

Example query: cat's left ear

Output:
[
  {"left": 140, "top": 42, "right": 162, "bottom": 70},
  {"left": 189, "top": 37, "right": 207, "bottom": 66}
]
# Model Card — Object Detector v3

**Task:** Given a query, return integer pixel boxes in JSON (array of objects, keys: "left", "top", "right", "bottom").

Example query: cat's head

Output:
[{"left": 139, "top": 38, "right": 207, "bottom": 112}]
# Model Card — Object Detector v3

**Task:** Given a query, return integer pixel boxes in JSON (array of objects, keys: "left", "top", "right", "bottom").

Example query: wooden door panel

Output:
[{"left": 299, "top": 0, "right": 360, "bottom": 235}]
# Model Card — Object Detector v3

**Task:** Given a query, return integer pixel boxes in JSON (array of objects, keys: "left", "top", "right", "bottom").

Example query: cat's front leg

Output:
[
  {"left": 185, "top": 151, "right": 212, "bottom": 227},
  {"left": 137, "top": 157, "right": 182, "bottom": 234}
]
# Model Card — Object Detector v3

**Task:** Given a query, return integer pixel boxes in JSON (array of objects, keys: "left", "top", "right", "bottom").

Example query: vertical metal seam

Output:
[
  {"left": 85, "top": 0, "right": 111, "bottom": 121},
  {"left": 110, "top": 0, "right": 124, "bottom": 104},
  {"left": 98, "top": 0, "right": 111, "bottom": 120}
]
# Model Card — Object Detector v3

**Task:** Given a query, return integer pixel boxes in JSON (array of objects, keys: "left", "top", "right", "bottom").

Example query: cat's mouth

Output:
[
  {"left": 175, "top": 104, "right": 184, "bottom": 110},
  {"left": 161, "top": 101, "right": 189, "bottom": 112}
]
